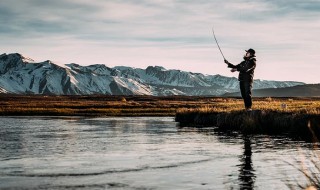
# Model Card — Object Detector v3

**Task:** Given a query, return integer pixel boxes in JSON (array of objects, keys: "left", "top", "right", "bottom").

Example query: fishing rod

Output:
[{"left": 211, "top": 26, "right": 226, "bottom": 61}]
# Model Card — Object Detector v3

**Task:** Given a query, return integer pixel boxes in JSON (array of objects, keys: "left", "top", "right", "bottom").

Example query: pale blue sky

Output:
[{"left": 1, "top": 0, "right": 319, "bottom": 83}]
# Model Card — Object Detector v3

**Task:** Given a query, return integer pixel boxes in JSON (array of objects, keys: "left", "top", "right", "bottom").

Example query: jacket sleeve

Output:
[
  {"left": 227, "top": 63, "right": 238, "bottom": 69},
  {"left": 237, "top": 59, "right": 256, "bottom": 73}
]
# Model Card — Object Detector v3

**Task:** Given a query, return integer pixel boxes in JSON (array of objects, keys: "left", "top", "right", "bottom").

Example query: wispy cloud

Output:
[{"left": 1, "top": 0, "right": 320, "bottom": 83}]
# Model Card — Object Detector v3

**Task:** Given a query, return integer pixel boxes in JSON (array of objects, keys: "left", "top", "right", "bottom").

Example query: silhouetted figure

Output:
[
  {"left": 238, "top": 136, "right": 256, "bottom": 189},
  {"left": 225, "top": 49, "right": 257, "bottom": 111}
]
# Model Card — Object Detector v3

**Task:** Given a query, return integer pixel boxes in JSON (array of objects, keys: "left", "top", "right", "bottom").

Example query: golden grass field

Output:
[
  {"left": 0, "top": 95, "right": 319, "bottom": 116},
  {"left": 0, "top": 95, "right": 188, "bottom": 116},
  {"left": 177, "top": 97, "right": 320, "bottom": 115}
]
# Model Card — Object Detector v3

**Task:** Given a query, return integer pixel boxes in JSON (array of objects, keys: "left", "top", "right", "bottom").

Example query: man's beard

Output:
[{"left": 243, "top": 56, "right": 249, "bottom": 60}]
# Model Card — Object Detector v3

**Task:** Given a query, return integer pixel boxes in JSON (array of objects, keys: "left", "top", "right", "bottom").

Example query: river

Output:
[{"left": 0, "top": 117, "right": 319, "bottom": 189}]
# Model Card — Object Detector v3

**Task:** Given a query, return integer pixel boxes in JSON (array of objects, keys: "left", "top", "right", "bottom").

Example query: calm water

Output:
[{"left": 0, "top": 117, "right": 319, "bottom": 189}]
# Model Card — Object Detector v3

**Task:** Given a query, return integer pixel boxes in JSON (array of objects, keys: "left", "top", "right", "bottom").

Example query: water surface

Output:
[{"left": 0, "top": 117, "right": 319, "bottom": 189}]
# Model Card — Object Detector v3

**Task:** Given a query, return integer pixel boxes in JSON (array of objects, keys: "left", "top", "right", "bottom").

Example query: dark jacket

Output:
[{"left": 228, "top": 57, "right": 256, "bottom": 82}]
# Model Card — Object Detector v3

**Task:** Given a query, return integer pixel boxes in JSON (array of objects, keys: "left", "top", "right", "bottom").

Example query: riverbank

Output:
[
  {"left": 175, "top": 103, "right": 320, "bottom": 141},
  {"left": 1, "top": 95, "right": 320, "bottom": 139}
]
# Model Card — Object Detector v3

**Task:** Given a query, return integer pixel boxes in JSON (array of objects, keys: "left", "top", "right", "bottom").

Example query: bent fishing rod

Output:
[{"left": 212, "top": 26, "right": 226, "bottom": 61}]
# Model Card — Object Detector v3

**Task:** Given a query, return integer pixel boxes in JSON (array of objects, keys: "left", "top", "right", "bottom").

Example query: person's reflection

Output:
[{"left": 238, "top": 136, "right": 256, "bottom": 189}]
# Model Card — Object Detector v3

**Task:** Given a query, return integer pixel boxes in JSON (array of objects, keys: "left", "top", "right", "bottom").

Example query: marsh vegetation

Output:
[{"left": 0, "top": 95, "right": 319, "bottom": 116}]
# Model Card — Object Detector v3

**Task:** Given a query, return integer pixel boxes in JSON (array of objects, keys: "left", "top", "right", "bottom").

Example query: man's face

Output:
[{"left": 244, "top": 52, "right": 251, "bottom": 57}]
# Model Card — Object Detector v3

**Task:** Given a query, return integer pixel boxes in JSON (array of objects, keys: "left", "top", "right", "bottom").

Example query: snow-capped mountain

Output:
[{"left": 0, "top": 53, "right": 305, "bottom": 96}]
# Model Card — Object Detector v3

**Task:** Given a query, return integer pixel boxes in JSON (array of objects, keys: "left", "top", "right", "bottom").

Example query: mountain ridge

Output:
[{"left": 0, "top": 53, "right": 307, "bottom": 96}]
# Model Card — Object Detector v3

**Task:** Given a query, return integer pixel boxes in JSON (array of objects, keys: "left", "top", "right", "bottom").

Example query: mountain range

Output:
[{"left": 0, "top": 53, "right": 310, "bottom": 96}]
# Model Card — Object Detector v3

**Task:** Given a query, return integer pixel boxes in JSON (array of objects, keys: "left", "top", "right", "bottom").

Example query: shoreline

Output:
[
  {"left": 175, "top": 109, "right": 320, "bottom": 141},
  {"left": 1, "top": 95, "right": 319, "bottom": 140}
]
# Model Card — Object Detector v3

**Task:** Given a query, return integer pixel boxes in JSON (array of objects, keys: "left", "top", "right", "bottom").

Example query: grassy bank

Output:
[
  {"left": 0, "top": 95, "right": 236, "bottom": 116},
  {"left": 175, "top": 98, "right": 320, "bottom": 140}
]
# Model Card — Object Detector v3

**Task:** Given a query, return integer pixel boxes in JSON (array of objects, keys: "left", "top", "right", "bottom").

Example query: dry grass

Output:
[
  {"left": 176, "top": 98, "right": 320, "bottom": 115},
  {"left": 0, "top": 95, "right": 319, "bottom": 117},
  {"left": 175, "top": 97, "right": 320, "bottom": 140},
  {"left": 0, "top": 95, "right": 215, "bottom": 116}
]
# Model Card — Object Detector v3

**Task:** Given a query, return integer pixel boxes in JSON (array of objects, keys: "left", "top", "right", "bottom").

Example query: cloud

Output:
[
  {"left": 1, "top": 0, "right": 320, "bottom": 83},
  {"left": 0, "top": 0, "right": 99, "bottom": 37}
]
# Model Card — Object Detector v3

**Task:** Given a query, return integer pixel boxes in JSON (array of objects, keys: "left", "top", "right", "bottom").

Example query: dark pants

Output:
[{"left": 240, "top": 81, "right": 253, "bottom": 109}]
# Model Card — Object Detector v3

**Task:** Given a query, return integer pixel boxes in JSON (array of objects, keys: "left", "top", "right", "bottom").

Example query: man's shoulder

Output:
[
  {"left": 250, "top": 57, "right": 257, "bottom": 64},
  {"left": 250, "top": 57, "right": 256, "bottom": 61}
]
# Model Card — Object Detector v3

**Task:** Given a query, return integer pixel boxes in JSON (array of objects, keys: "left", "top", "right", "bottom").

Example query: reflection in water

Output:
[
  {"left": 0, "top": 117, "right": 319, "bottom": 189},
  {"left": 239, "top": 136, "right": 256, "bottom": 189}
]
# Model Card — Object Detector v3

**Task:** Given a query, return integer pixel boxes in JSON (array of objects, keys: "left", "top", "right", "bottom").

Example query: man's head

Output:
[{"left": 245, "top": 48, "right": 255, "bottom": 57}]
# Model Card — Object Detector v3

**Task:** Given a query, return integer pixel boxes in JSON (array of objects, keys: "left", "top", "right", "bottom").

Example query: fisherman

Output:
[{"left": 224, "top": 49, "right": 256, "bottom": 111}]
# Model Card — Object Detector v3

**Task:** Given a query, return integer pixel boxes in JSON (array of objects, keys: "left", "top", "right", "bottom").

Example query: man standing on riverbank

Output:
[{"left": 224, "top": 49, "right": 256, "bottom": 111}]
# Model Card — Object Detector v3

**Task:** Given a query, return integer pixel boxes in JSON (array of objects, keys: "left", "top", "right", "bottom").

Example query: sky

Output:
[{"left": 1, "top": 0, "right": 319, "bottom": 83}]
